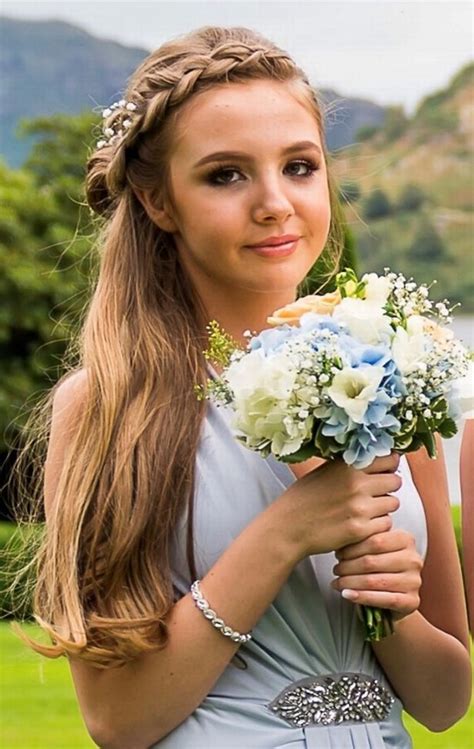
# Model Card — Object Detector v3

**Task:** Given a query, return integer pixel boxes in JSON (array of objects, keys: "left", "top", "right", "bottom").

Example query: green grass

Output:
[
  {"left": 0, "top": 622, "right": 95, "bottom": 748},
  {"left": 0, "top": 622, "right": 473, "bottom": 748}
]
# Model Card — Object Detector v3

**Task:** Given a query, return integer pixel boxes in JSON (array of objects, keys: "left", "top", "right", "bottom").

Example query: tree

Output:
[
  {"left": 409, "top": 218, "right": 448, "bottom": 263},
  {"left": 362, "top": 188, "right": 392, "bottom": 220},
  {"left": 0, "top": 113, "right": 100, "bottom": 451},
  {"left": 396, "top": 184, "right": 427, "bottom": 212}
]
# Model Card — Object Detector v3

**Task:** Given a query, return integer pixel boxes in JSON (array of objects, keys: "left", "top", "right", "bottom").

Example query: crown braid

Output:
[{"left": 86, "top": 28, "right": 315, "bottom": 215}]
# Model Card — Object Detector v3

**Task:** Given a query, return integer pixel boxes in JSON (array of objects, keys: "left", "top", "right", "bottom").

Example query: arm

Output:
[
  {"left": 461, "top": 419, "right": 474, "bottom": 635},
  {"left": 334, "top": 438, "right": 471, "bottom": 731},
  {"left": 46, "top": 374, "right": 300, "bottom": 748},
  {"left": 46, "top": 374, "right": 400, "bottom": 749}
]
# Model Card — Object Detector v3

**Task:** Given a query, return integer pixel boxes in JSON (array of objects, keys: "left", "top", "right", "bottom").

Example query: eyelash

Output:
[{"left": 207, "top": 159, "right": 319, "bottom": 186}]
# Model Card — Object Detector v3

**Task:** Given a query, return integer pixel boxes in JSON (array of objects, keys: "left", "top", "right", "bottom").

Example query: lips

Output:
[{"left": 245, "top": 234, "right": 300, "bottom": 248}]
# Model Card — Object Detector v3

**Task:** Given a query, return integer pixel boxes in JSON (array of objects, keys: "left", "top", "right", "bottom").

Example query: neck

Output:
[{"left": 201, "top": 288, "right": 296, "bottom": 349}]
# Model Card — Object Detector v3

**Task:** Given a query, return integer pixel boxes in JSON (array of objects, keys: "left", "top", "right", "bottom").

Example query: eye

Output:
[
  {"left": 284, "top": 159, "right": 318, "bottom": 177},
  {"left": 207, "top": 167, "right": 245, "bottom": 185}
]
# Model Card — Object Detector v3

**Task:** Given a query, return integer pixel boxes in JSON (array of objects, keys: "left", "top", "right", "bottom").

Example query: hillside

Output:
[
  {"left": 0, "top": 16, "right": 386, "bottom": 167},
  {"left": 332, "top": 63, "right": 474, "bottom": 310},
  {"left": 0, "top": 17, "right": 147, "bottom": 167}
]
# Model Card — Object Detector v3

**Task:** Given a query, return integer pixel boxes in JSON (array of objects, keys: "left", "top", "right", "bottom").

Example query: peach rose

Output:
[
  {"left": 267, "top": 290, "right": 342, "bottom": 327},
  {"left": 422, "top": 317, "right": 454, "bottom": 344}
]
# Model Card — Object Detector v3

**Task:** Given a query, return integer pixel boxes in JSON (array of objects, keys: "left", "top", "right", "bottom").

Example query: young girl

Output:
[{"left": 27, "top": 26, "right": 470, "bottom": 748}]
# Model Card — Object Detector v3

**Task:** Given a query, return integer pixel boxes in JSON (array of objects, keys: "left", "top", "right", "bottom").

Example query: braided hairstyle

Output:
[{"left": 24, "top": 26, "right": 345, "bottom": 668}]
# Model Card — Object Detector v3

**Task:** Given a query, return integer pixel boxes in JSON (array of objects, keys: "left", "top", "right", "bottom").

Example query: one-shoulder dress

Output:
[{"left": 153, "top": 397, "right": 427, "bottom": 749}]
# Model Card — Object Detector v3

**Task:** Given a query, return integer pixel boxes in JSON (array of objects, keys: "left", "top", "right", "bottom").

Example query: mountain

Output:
[
  {"left": 0, "top": 17, "right": 386, "bottom": 167},
  {"left": 332, "top": 62, "right": 474, "bottom": 310},
  {"left": 0, "top": 17, "right": 147, "bottom": 167}
]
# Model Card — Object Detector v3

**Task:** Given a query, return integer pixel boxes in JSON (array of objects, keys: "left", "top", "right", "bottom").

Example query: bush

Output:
[
  {"left": 362, "top": 188, "right": 392, "bottom": 220},
  {"left": 396, "top": 184, "right": 427, "bottom": 212},
  {"left": 409, "top": 218, "right": 448, "bottom": 263}
]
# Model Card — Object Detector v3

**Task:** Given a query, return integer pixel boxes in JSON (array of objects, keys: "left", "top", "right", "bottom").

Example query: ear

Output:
[{"left": 134, "top": 188, "right": 178, "bottom": 233}]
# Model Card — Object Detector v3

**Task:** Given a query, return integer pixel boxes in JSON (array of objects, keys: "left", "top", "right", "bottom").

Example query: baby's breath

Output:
[{"left": 203, "top": 320, "right": 241, "bottom": 367}]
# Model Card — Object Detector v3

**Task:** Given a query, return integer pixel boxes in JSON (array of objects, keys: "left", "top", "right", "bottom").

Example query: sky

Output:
[{"left": 2, "top": 0, "right": 473, "bottom": 113}]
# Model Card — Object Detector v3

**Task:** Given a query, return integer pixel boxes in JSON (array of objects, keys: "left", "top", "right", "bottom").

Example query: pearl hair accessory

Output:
[
  {"left": 96, "top": 99, "right": 138, "bottom": 149},
  {"left": 190, "top": 580, "right": 252, "bottom": 644}
]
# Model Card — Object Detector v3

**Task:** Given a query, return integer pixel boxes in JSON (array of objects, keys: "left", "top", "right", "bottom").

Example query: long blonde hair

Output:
[{"left": 14, "top": 26, "right": 345, "bottom": 667}]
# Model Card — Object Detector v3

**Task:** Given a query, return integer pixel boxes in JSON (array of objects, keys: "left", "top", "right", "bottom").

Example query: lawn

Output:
[{"left": 0, "top": 622, "right": 472, "bottom": 748}]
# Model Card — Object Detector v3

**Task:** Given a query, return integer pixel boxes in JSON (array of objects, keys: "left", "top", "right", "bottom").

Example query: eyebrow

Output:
[{"left": 193, "top": 141, "right": 322, "bottom": 168}]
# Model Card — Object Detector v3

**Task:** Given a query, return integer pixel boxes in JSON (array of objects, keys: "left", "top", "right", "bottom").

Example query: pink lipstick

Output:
[{"left": 245, "top": 234, "right": 300, "bottom": 257}]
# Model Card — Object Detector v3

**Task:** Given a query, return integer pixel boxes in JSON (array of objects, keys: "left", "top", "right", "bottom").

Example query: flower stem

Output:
[{"left": 361, "top": 605, "right": 394, "bottom": 641}]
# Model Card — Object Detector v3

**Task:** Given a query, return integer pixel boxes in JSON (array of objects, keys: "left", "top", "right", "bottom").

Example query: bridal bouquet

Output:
[{"left": 198, "top": 268, "right": 473, "bottom": 640}]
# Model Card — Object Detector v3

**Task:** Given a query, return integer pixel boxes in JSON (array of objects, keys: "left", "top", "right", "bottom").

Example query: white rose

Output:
[
  {"left": 327, "top": 365, "right": 386, "bottom": 423},
  {"left": 333, "top": 297, "right": 393, "bottom": 344},
  {"left": 362, "top": 273, "right": 392, "bottom": 306},
  {"left": 391, "top": 316, "right": 427, "bottom": 374}
]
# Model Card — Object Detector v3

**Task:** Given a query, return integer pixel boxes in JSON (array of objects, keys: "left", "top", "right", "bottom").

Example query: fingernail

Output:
[{"left": 341, "top": 589, "right": 358, "bottom": 601}]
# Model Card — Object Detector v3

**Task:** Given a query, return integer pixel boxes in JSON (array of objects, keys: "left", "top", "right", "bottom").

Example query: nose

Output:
[{"left": 251, "top": 176, "right": 295, "bottom": 224}]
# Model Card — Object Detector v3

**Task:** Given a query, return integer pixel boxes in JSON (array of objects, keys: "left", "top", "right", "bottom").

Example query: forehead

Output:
[{"left": 170, "top": 79, "right": 322, "bottom": 160}]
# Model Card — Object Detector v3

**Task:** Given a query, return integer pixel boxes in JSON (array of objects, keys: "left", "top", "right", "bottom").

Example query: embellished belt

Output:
[{"left": 268, "top": 673, "right": 394, "bottom": 728}]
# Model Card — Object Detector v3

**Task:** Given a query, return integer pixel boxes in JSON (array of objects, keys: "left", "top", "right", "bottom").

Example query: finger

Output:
[
  {"left": 332, "top": 572, "right": 414, "bottom": 594},
  {"left": 339, "top": 589, "right": 419, "bottom": 617},
  {"left": 333, "top": 550, "right": 411, "bottom": 577},
  {"left": 363, "top": 453, "right": 400, "bottom": 475},
  {"left": 355, "top": 514, "right": 393, "bottom": 542},
  {"left": 336, "top": 530, "right": 414, "bottom": 561},
  {"left": 366, "top": 472, "right": 403, "bottom": 497},
  {"left": 369, "top": 493, "right": 401, "bottom": 517}
]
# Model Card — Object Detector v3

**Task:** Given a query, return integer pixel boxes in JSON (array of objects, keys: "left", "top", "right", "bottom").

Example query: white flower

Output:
[
  {"left": 449, "top": 359, "right": 474, "bottom": 419},
  {"left": 362, "top": 273, "right": 392, "bottom": 305},
  {"left": 226, "top": 350, "right": 296, "bottom": 403},
  {"left": 333, "top": 297, "right": 393, "bottom": 344},
  {"left": 226, "top": 350, "right": 311, "bottom": 456},
  {"left": 391, "top": 316, "right": 427, "bottom": 374},
  {"left": 327, "top": 365, "right": 385, "bottom": 423}
]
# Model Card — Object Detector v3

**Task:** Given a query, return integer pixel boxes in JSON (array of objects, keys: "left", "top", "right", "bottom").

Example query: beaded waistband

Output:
[{"left": 268, "top": 673, "right": 394, "bottom": 728}]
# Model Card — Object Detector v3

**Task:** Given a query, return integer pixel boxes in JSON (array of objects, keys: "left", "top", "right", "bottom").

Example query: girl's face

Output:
[{"left": 146, "top": 79, "right": 331, "bottom": 327}]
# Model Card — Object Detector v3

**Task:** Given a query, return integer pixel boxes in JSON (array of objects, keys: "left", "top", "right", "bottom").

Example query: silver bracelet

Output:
[{"left": 190, "top": 580, "right": 252, "bottom": 645}]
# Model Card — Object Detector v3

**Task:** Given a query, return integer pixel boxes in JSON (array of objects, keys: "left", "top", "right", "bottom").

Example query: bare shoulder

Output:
[
  {"left": 52, "top": 368, "right": 91, "bottom": 420},
  {"left": 45, "top": 369, "right": 91, "bottom": 519}
]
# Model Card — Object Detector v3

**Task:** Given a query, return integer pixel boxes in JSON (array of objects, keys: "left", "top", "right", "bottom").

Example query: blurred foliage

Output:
[
  {"left": 362, "top": 188, "right": 392, "bottom": 220},
  {"left": 0, "top": 112, "right": 100, "bottom": 451},
  {"left": 409, "top": 218, "right": 449, "bottom": 264},
  {"left": 382, "top": 105, "right": 409, "bottom": 142},
  {"left": 396, "top": 183, "right": 427, "bottom": 213}
]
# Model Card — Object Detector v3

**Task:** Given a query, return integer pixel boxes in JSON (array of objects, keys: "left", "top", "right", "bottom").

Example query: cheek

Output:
[{"left": 174, "top": 187, "right": 239, "bottom": 237}]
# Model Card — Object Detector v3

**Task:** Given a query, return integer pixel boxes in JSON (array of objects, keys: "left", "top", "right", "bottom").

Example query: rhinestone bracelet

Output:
[{"left": 190, "top": 580, "right": 252, "bottom": 645}]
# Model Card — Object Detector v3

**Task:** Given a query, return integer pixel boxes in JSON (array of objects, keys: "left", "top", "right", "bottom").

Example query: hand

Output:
[
  {"left": 272, "top": 452, "right": 402, "bottom": 559},
  {"left": 331, "top": 529, "right": 424, "bottom": 621}
]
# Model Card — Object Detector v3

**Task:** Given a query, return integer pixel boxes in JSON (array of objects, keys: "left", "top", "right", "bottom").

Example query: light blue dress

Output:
[{"left": 155, "top": 397, "right": 427, "bottom": 749}]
